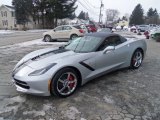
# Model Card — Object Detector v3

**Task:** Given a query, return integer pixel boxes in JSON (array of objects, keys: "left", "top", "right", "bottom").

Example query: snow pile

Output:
[
  {"left": 17, "top": 39, "right": 67, "bottom": 47},
  {"left": 0, "top": 39, "right": 67, "bottom": 49},
  {"left": 133, "top": 35, "right": 146, "bottom": 39},
  {"left": 0, "top": 30, "right": 15, "bottom": 35},
  {"left": 27, "top": 29, "right": 51, "bottom": 33}
]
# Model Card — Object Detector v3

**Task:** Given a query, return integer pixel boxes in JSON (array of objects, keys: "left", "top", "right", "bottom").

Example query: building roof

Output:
[
  {"left": 5, "top": 5, "right": 14, "bottom": 10},
  {"left": 0, "top": 5, "right": 15, "bottom": 11}
]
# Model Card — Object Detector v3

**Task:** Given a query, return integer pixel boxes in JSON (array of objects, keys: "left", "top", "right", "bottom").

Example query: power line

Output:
[
  {"left": 81, "top": 0, "right": 99, "bottom": 13},
  {"left": 77, "top": 1, "right": 99, "bottom": 16},
  {"left": 85, "top": 0, "right": 100, "bottom": 9}
]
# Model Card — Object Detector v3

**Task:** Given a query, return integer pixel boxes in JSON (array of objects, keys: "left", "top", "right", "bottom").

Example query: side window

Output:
[
  {"left": 55, "top": 26, "right": 62, "bottom": 31},
  {"left": 63, "top": 26, "right": 72, "bottom": 30},
  {"left": 111, "top": 36, "right": 123, "bottom": 46},
  {"left": 97, "top": 36, "right": 122, "bottom": 51}
]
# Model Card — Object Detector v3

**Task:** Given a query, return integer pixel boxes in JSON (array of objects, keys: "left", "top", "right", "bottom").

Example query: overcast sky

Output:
[{"left": 1, "top": 0, "right": 160, "bottom": 22}]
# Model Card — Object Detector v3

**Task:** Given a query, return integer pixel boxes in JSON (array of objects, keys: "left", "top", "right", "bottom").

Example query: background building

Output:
[{"left": 0, "top": 5, "right": 16, "bottom": 30}]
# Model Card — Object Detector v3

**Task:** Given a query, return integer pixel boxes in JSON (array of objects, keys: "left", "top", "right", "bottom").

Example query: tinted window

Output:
[
  {"left": 63, "top": 26, "right": 72, "bottom": 30},
  {"left": 73, "top": 25, "right": 81, "bottom": 29},
  {"left": 98, "top": 36, "right": 122, "bottom": 51},
  {"left": 55, "top": 26, "right": 63, "bottom": 31}
]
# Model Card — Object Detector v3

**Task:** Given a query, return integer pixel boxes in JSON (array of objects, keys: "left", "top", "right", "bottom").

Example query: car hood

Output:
[
  {"left": 14, "top": 47, "right": 94, "bottom": 70},
  {"left": 14, "top": 47, "right": 74, "bottom": 69}
]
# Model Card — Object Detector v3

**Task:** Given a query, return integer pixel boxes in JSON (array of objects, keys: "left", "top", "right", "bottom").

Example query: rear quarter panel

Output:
[{"left": 126, "top": 38, "right": 147, "bottom": 63}]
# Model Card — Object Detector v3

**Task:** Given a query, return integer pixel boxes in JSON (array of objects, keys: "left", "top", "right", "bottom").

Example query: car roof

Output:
[{"left": 85, "top": 32, "right": 120, "bottom": 39}]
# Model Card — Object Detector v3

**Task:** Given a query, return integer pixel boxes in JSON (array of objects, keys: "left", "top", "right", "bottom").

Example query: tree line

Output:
[
  {"left": 12, "top": 0, "right": 77, "bottom": 28},
  {"left": 129, "top": 4, "right": 160, "bottom": 25}
]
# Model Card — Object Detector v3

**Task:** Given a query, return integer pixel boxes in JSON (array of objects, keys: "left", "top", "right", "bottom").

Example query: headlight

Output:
[{"left": 29, "top": 63, "right": 56, "bottom": 76}]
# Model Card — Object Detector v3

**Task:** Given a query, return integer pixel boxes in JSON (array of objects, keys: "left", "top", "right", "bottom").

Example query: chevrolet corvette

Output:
[{"left": 12, "top": 33, "right": 147, "bottom": 97}]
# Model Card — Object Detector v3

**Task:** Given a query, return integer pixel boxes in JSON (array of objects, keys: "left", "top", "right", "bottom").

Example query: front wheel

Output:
[
  {"left": 130, "top": 49, "right": 143, "bottom": 69},
  {"left": 51, "top": 68, "right": 79, "bottom": 97},
  {"left": 44, "top": 35, "right": 52, "bottom": 42}
]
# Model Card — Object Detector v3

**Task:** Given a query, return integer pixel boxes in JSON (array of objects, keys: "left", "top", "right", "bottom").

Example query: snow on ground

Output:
[
  {"left": 27, "top": 29, "right": 51, "bottom": 33},
  {"left": 133, "top": 34, "right": 146, "bottom": 39},
  {"left": 0, "top": 29, "right": 50, "bottom": 35},
  {"left": 0, "top": 30, "right": 15, "bottom": 35},
  {"left": 17, "top": 39, "right": 67, "bottom": 47},
  {"left": 0, "top": 39, "right": 67, "bottom": 49}
]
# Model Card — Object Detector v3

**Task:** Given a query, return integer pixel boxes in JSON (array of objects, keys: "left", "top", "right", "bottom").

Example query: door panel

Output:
[
  {"left": 94, "top": 36, "right": 129, "bottom": 74},
  {"left": 95, "top": 44, "right": 129, "bottom": 72},
  {"left": 95, "top": 51, "right": 117, "bottom": 71},
  {"left": 53, "top": 26, "right": 63, "bottom": 39},
  {"left": 62, "top": 26, "right": 72, "bottom": 38}
]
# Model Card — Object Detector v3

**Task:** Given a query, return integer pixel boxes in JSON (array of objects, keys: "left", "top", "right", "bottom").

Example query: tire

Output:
[
  {"left": 51, "top": 68, "right": 79, "bottom": 98},
  {"left": 70, "top": 34, "right": 78, "bottom": 40},
  {"left": 44, "top": 35, "right": 52, "bottom": 42},
  {"left": 130, "top": 49, "right": 143, "bottom": 69},
  {"left": 146, "top": 36, "right": 149, "bottom": 39}
]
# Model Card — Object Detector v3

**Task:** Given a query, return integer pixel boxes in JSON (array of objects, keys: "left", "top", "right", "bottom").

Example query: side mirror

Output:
[
  {"left": 103, "top": 46, "right": 115, "bottom": 54},
  {"left": 53, "top": 29, "right": 56, "bottom": 32}
]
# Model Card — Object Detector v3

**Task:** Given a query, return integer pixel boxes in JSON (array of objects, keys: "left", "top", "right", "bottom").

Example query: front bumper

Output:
[
  {"left": 12, "top": 77, "right": 51, "bottom": 96},
  {"left": 12, "top": 66, "right": 51, "bottom": 96}
]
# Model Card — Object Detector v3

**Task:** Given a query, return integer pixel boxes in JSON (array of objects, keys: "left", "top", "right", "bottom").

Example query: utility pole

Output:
[{"left": 99, "top": 0, "right": 103, "bottom": 24}]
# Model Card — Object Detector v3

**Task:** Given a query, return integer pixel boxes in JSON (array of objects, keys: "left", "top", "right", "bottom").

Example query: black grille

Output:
[{"left": 14, "top": 79, "right": 30, "bottom": 89}]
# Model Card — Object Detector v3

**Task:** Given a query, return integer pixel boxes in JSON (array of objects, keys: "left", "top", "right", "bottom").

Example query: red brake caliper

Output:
[
  {"left": 133, "top": 55, "right": 136, "bottom": 65},
  {"left": 68, "top": 74, "right": 75, "bottom": 89}
]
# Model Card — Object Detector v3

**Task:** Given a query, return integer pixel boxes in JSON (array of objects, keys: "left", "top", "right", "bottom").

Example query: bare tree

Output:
[
  {"left": 106, "top": 9, "right": 119, "bottom": 22},
  {"left": 124, "top": 13, "right": 130, "bottom": 21}
]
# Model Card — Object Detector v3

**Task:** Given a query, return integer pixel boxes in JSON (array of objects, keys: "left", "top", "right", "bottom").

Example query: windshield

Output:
[{"left": 65, "top": 36, "right": 102, "bottom": 53}]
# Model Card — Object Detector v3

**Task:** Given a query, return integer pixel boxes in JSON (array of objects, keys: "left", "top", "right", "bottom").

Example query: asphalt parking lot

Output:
[{"left": 0, "top": 34, "right": 160, "bottom": 120}]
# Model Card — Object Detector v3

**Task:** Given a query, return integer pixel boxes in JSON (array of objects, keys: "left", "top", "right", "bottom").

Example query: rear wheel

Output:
[
  {"left": 51, "top": 68, "right": 79, "bottom": 97},
  {"left": 70, "top": 34, "right": 78, "bottom": 40},
  {"left": 130, "top": 49, "right": 143, "bottom": 69},
  {"left": 44, "top": 35, "right": 52, "bottom": 42}
]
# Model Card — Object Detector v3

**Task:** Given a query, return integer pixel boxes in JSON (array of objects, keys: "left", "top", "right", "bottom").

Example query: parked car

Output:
[
  {"left": 137, "top": 25, "right": 149, "bottom": 32},
  {"left": 12, "top": 32, "right": 147, "bottom": 97},
  {"left": 130, "top": 26, "right": 137, "bottom": 32},
  {"left": 116, "top": 26, "right": 121, "bottom": 30},
  {"left": 79, "top": 24, "right": 88, "bottom": 33},
  {"left": 86, "top": 24, "right": 97, "bottom": 33},
  {"left": 123, "top": 26, "right": 129, "bottom": 31},
  {"left": 149, "top": 27, "right": 160, "bottom": 38},
  {"left": 43, "top": 25, "right": 86, "bottom": 42}
]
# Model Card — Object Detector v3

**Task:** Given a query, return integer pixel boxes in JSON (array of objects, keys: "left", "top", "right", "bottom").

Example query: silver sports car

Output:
[{"left": 12, "top": 33, "right": 147, "bottom": 97}]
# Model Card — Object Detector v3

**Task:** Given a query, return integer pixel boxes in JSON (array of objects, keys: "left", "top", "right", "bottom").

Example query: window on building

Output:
[
  {"left": 11, "top": 11, "right": 15, "bottom": 17},
  {"left": 1, "top": 11, "right": 3, "bottom": 17},
  {"left": 2, "top": 20, "right": 8, "bottom": 26},
  {"left": 2, "top": 20, "right": 5, "bottom": 26},
  {"left": 6, "top": 20, "right": 8, "bottom": 26},
  {"left": 5, "top": 11, "right": 7, "bottom": 17}
]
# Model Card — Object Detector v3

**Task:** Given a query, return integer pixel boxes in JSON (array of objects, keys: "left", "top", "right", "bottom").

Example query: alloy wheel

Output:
[
  {"left": 132, "top": 51, "right": 143, "bottom": 68},
  {"left": 44, "top": 35, "right": 51, "bottom": 42},
  {"left": 57, "top": 72, "right": 77, "bottom": 96}
]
